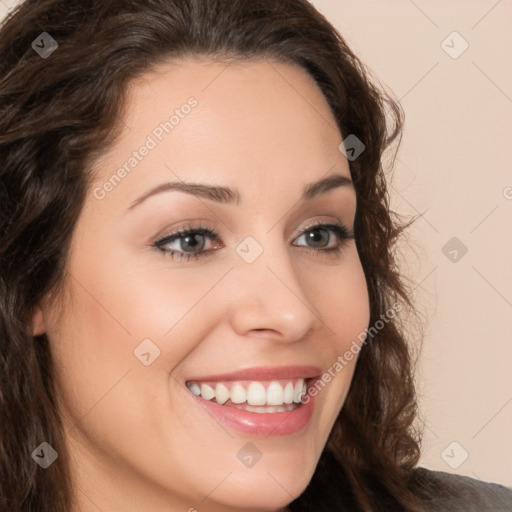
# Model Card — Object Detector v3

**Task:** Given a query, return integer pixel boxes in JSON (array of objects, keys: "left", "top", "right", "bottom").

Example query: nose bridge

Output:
[{"left": 226, "top": 229, "right": 321, "bottom": 341}]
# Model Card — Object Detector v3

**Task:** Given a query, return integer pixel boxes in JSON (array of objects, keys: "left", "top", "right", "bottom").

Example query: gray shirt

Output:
[{"left": 411, "top": 467, "right": 512, "bottom": 511}]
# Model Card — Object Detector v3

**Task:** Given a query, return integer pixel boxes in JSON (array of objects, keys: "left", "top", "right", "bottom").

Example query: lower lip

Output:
[{"left": 188, "top": 381, "right": 317, "bottom": 437}]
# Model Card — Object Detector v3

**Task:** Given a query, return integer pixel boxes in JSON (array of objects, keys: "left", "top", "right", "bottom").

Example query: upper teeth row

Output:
[{"left": 186, "top": 379, "right": 307, "bottom": 406}]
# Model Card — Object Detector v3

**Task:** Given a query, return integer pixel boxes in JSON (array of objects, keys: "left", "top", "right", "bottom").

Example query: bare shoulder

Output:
[{"left": 410, "top": 467, "right": 512, "bottom": 511}]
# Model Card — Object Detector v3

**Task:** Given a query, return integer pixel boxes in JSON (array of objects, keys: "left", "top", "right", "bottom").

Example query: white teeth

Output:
[
  {"left": 187, "top": 377, "right": 310, "bottom": 408},
  {"left": 215, "top": 383, "right": 230, "bottom": 405},
  {"left": 187, "top": 382, "right": 201, "bottom": 396},
  {"left": 293, "top": 379, "right": 305, "bottom": 403},
  {"left": 266, "top": 381, "right": 284, "bottom": 405},
  {"left": 200, "top": 383, "right": 215, "bottom": 401},
  {"left": 230, "top": 383, "right": 247, "bottom": 404},
  {"left": 283, "top": 382, "right": 294, "bottom": 404},
  {"left": 247, "top": 381, "right": 267, "bottom": 405}
]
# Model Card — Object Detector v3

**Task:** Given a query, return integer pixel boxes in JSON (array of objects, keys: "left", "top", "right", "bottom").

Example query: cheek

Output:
[
  {"left": 44, "top": 259, "right": 228, "bottom": 491},
  {"left": 46, "top": 254, "right": 233, "bottom": 418},
  {"left": 315, "top": 250, "right": 371, "bottom": 351},
  {"left": 55, "top": 258, "right": 226, "bottom": 354}
]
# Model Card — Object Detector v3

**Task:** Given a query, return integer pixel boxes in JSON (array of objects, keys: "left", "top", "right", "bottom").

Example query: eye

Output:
[
  {"left": 293, "top": 222, "right": 354, "bottom": 254},
  {"left": 153, "top": 225, "right": 223, "bottom": 261},
  {"left": 152, "top": 221, "right": 354, "bottom": 261}
]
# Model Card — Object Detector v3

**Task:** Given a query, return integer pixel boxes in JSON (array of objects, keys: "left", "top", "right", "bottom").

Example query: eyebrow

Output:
[{"left": 127, "top": 173, "right": 353, "bottom": 210}]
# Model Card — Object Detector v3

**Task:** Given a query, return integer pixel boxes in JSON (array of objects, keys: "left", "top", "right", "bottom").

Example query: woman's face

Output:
[{"left": 38, "top": 58, "right": 370, "bottom": 511}]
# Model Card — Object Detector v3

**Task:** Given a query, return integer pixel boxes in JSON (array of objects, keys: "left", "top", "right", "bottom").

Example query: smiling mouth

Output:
[{"left": 185, "top": 378, "right": 309, "bottom": 413}]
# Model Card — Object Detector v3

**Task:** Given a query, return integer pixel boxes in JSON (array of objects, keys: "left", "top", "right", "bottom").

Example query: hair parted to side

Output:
[{"left": 0, "top": 1, "right": 425, "bottom": 510}]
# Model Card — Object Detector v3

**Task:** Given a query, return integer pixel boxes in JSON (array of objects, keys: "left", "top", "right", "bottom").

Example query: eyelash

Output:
[{"left": 153, "top": 222, "right": 355, "bottom": 261}]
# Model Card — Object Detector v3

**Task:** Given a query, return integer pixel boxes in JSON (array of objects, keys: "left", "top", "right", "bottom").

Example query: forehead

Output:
[{"left": 90, "top": 58, "right": 351, "bottom": 206}]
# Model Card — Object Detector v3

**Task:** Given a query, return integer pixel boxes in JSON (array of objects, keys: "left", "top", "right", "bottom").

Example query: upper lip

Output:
[{"left": 186, "top": 365, "right": 321, "bottom": 382}]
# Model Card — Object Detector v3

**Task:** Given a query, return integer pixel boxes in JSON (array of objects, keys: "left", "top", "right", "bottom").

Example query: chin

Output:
[{"left": 206, "top": 454, "right": 316, "bottom": 511}]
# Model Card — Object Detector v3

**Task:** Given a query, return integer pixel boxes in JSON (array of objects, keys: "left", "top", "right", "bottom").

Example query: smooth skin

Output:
[{"left": 33, "top": 58, "right": 371, "bottom": 512}]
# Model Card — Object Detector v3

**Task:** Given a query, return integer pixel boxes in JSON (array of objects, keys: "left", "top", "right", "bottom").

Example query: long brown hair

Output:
[{"left": 0, "top": 1, "right": 424, "bottom": 510}]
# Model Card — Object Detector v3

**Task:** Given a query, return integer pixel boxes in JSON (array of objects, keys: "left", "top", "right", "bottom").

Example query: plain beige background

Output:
[{"left": 2, "top": 0, "right": 511, "bottom": 487}]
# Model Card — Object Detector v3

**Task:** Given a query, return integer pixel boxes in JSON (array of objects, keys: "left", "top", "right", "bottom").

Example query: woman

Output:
[{"left": 0, "top": 1, "right": 510, "bottom": 511}]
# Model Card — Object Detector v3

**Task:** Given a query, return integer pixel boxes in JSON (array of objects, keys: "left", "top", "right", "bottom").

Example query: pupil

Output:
[
  {"left": 183, "top": 234, "right": 204, "bottom": 252},
  {"left": 308, "top": 229, "right": 328, "bottom": 247}
]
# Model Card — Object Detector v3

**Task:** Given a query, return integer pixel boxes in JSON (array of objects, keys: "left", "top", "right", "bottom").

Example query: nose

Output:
[{"left": 225, "top": 236, "right": 324, "bottom": 343}]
